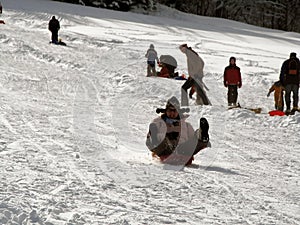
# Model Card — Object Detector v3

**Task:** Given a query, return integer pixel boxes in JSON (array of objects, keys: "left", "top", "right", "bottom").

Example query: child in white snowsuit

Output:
[{"left": 145, "top": 44, "right": 159, "bottom": 76}]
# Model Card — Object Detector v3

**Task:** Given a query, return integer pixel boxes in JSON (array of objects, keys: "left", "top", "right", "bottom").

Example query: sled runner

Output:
[
  {"left": 228, "top": 103, "right": 262, "bottom": 114},
  {"left": 152, "top": 152, "right": 194, "bottom": 166}
]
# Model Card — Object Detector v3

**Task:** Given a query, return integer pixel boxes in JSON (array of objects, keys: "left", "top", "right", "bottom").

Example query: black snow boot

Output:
[{"left": 199, "top": 117, "right": 209, "bottom": 143}]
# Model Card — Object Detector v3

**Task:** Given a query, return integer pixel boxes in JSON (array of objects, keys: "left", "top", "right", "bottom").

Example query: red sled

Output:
[
  {"left": 152, "top": 153, "right": 194, "bottom": 166},
  {"left": 268, "top": 110, "right": 285, "bottom": 116}
]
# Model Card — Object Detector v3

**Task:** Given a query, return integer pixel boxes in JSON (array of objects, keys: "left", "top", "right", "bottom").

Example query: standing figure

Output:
[
  {"left": 145, "top": 44, "right": 159, "bottom": 77},
  {"left": 48, "top": 16, "right": 60, "bottom": 44},
  {"left": 223, "top": 56, "right": 242, "bottom": 107},
  {"left": 267, "top": 81, "right": 285, "bottom": 111},
  {"left": 179, "top": 44, "right": 210, "bottom": 106},
  {"left": 279, "top": 52, "right": 300, "bottom": 114}
]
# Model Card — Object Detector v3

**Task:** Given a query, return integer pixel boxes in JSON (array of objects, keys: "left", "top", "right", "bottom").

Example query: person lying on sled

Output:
[
  {"left": 157, "top": 55, "right": 178, "bottom": 78},
  {"left": 145, "top": 96, "right": 210, "bottom": 165},
  {"left": 156, "top": 62, "right": 171, "bottom": 78}
]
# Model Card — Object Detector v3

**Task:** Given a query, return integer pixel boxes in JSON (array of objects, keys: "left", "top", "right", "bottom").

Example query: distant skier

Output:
[
  {"left": 279, "top": 52, "right": 300, "bottom": 114},
  {"left": 223, "top": 56, "right": 242, "bottom": 107},
  {"left": 48, "top": 16, "right": 60, "bottom": 44},
  {"left": 267, "top": 80, "right": 284, "bottom": 111},
  {"left": 145, "top": 44, "right": 159, "bottom": 77},
  {"left": 146, "top": 96, "right": 210, "bottom": 165},
  {"left": 179, "top": 44, "right": 210, "bottom": 106}
]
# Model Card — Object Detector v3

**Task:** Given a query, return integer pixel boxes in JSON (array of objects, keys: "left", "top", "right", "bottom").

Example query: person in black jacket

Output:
[
  {"left": 279, "top": 52, "right": 300, "bottom": 113},
  {"left": 48, "top": 16, "right": 60, "bottom": 44}
]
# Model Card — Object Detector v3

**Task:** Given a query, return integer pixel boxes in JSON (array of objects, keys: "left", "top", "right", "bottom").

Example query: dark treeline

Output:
[
  {"left": 158, "top": 0, "right": 300, "bottom": 33},
  {"left": 53, "top": 0, "right": 157, "bottom": 11},
  {"left": 54, "top": 0, "right": 300, "bottom": 33}
]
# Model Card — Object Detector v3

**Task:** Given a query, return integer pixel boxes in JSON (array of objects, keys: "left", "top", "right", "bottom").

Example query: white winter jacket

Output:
[
  {"left": 145, "top": 49, "right": 159, "bottom": 62},
  {"left": 185, "top": 48, "right": 204, "bottom": 81},
  {"left": 149, "top": 115, "right": 195, "bottom": 146}
]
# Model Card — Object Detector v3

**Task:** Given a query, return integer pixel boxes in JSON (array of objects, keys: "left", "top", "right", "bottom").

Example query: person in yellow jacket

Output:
[{"left": 267, "top": 80, "right": 285, "bottom": 111}]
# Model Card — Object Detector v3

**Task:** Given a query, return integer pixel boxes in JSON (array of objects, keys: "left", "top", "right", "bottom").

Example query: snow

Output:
[{"left": 0, "top": 0, "right": 299, "bottom": 224}]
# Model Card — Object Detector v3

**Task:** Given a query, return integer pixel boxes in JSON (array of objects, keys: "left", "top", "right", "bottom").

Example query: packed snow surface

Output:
[{"left": 0, "top": 0, "right": 299, "bottom": 224}]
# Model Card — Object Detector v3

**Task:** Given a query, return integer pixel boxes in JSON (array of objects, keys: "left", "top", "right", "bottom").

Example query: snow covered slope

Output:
[{"left": 0, "top": 0, "right": 299, "bottom": 224}]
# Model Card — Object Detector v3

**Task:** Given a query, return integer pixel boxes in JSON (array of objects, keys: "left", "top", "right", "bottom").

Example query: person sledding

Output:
[
  {"left": 157, "top": 55, "right": 178, "bottom": 78},
  {"left": 267, "top": 80, "right": 284, "bottom": 111},
  {"left": 146, "top": 96, "right": 211, "bottom": 166}
]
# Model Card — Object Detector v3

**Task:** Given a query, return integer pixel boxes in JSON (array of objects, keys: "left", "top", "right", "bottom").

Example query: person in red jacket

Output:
[{"left": 223, "top": 56, "right": 242, "bottom": 107}]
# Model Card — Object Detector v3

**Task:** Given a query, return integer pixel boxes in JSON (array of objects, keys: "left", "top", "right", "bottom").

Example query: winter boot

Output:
[
  {"left": 290, "top": 106, "right": 298, "bottom": 115},
  {"left": 199, "top": 117, "right": 209, "bottom": 143}
]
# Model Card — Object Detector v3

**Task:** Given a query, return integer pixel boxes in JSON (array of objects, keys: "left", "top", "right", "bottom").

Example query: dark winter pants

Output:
[
  {"left": 284, "top": 84, "right": 299, "bottom": 110},
  {"left": 227, "top": 85, "right": 238, "bottom": 105},
  {"left": 147, "top": 61, "right": 156, "bottom": 76},
  {"left": 51, "top": 30, "right": 58, "bottom": 44},
  {"left": 181, "top": 78, "right": 210, "bottom": 106}
]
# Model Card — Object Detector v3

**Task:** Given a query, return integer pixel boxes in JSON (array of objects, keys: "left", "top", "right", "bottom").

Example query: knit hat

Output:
[
  {"left": 179, "top": 44, "right": 188, "bottom": 49},
  {"left": 229, "top": 56, "right": 236, "bottom": 62},
  {"left": 150, "top": 44, "right": 154, "bottom": 49},
  {"left": 166, "top": 96, "right": 180, "bottom": 110},
  {"left": 290, "top": 52, "right": 297, "bottom": 58}
]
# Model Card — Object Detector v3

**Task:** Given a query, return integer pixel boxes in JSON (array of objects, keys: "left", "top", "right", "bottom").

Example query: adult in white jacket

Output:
[{"left": 179, "top": 44, "right": 210, "bottom": 106}]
